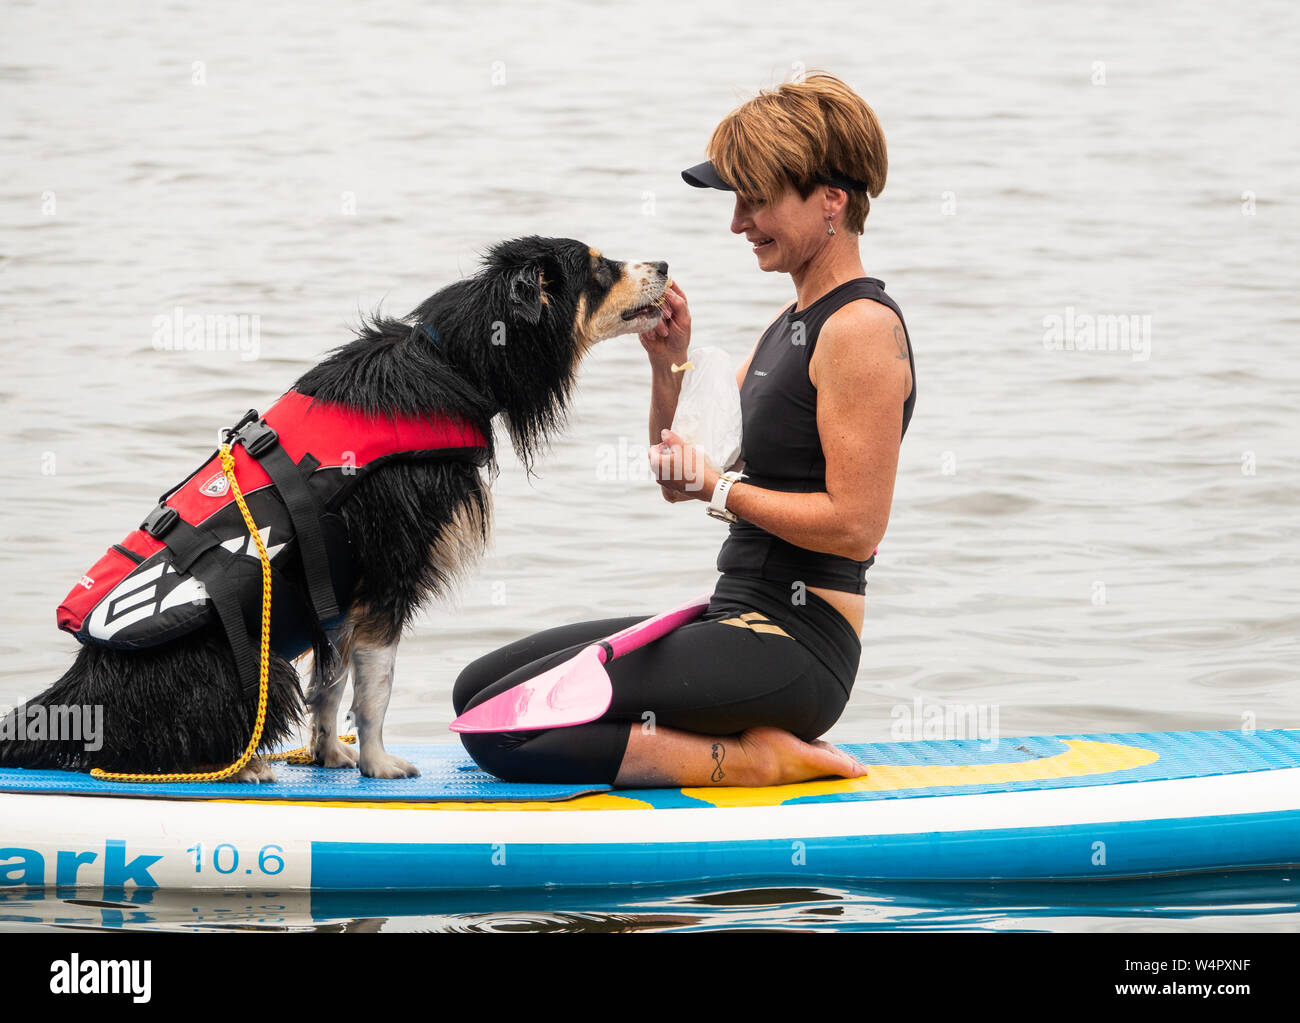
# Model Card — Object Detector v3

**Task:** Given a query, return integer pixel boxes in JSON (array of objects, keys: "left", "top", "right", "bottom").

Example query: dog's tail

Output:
[{"left": 0, "top": 624, "right": 303, "bottom": 774}]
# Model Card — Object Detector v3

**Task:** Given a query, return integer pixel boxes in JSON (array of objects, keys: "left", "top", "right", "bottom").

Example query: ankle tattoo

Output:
[{"left": 710, "top": 742, "right": 726, "bottom": 782}]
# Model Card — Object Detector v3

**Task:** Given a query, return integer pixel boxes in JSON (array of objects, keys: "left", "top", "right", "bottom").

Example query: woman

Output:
[{"left": 454, "top": 71, "right": 915, "bottom": 787}]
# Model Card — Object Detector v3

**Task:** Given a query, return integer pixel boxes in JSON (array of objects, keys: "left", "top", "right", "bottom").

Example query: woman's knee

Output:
[
  {"left": 458, "top": 730, "right": 522, "bottom": 781},
  {"left": 451, "top": 654, "right": 501, "bottom": 716},
  {"left": 460, "top": 722, "right": 630, "bottom": 785},
  {"left": 459, "top": 730, "right": 571, "bottom": 785},
  {"left": 796, "top": 681, "right": 852, "bottom": 742}
]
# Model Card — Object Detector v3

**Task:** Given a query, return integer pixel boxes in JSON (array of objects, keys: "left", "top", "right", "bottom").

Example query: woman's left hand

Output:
[{"left": 649, "top": 428, "right": 718, "bottom": 501}]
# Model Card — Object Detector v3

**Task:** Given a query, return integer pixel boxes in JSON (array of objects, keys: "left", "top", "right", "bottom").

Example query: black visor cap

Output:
[
  {"left": 681, "top": 160, "right": 869, "bottom": 195},
  {"left": 681, "top": 160, "right": 735, "bottom": 190}
]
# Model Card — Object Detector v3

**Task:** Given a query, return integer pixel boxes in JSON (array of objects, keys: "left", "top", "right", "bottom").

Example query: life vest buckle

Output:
[
  {"left": 228, "top": 418, "right": 279, "bottom": 459},
  {"left": 140, "top": 503, "right": 180, "bottom": 539}
]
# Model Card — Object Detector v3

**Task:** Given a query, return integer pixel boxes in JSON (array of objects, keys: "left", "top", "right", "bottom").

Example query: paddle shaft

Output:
[{"left": 599, "top": 593, "right": 712, "bottom": 662}]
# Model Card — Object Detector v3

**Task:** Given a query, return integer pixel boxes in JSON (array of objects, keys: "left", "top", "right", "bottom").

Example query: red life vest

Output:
[{"left": 57, "top": 390, "right": 489, "bottom": 670}]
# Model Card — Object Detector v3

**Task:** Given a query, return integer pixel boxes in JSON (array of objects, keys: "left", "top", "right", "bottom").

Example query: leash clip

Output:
[{"left": 222, "top": 408, "right": 260, "bottom": 444}]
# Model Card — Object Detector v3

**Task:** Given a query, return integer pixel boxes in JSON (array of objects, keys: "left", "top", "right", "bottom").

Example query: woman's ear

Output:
[{"left": 822, "top": 184, "right": 848, "bottom": 220}]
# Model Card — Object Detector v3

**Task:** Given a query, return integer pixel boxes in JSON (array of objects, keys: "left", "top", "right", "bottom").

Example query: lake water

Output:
[{"left": 1, "top": 0, "right": 1297, "bottom": 932}]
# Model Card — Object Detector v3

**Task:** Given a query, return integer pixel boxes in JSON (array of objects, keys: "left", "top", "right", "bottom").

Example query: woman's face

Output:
[{"left": 730, "top": 181, "right": 832, "bottom": 274}]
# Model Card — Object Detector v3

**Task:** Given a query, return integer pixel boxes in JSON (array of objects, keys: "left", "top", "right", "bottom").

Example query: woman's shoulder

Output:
[
  {"left": 827, "top": 289, "right": 902, "bottom": 326},
  {"left": 806, "top": 278, "right": 905, "bottom": 340},
  {"left": 810, "top": 297, "right": 911, "bottom": 392},
  {"left": 820, "top": 294, "right": 905, "bottom": 352}
]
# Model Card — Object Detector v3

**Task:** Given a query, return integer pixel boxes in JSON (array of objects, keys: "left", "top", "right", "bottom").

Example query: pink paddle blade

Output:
[
  {"left": 450, "top": 644, "right": 609, "bottom": 733},
  {"left": 450, "top": 593, "right": 712, "bottom": 734}
]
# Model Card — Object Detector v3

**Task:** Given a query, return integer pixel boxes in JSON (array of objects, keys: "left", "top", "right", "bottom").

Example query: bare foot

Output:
[
  {"left": 814, "top": 739, "right": 869, "bottom": 778},
  {"left": 738, "top": 727, "right": 868, "bottom": 786},
  {"left": 615, "top": 723, "right": 868, "bottom": 788}
]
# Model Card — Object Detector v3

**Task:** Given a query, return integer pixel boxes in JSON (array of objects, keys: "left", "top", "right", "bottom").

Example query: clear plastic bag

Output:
[{"left": 670, "top": 346, "right": 742, "bottom": 472}]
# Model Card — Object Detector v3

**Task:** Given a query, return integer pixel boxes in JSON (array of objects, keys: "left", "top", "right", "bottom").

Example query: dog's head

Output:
[
  {"left": 480, "top": 235, "right": 669, "bottom": 347},
  {"left": 408, "top": 236, "right": 669, "bottom": 468}
]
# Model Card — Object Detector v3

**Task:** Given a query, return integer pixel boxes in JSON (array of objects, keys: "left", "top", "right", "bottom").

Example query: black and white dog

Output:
[{"left": 0, "top": 237, "right": 668, "bottom": 781}]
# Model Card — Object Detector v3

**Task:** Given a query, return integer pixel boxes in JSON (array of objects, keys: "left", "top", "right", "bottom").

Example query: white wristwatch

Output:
[{"left": 707, "top": 470, "right": 746, "bottom": 524}]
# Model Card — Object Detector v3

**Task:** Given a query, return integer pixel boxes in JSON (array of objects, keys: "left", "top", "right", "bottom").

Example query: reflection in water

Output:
[{"left": 2, "top": 872, "right": 1296, "bottom": 934}]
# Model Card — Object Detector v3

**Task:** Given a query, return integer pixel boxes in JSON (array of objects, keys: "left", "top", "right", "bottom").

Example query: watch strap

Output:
[{"left": 707, "top": 470, "right": 745, "bottom": 522}]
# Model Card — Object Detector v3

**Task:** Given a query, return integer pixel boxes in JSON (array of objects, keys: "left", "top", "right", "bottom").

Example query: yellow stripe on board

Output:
[
  {"left": 213, "top": 739, "right": 1157, "bottom": 813},
  {"left": 680, "top": 739, "right": 1159, "bottom": 808}
]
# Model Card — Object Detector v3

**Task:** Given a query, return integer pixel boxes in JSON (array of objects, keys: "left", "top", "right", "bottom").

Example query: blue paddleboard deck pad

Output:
[
  {"left": 2, "top": 729, "right": 1298, "bottom": 890},
  {"left": 0, "top": 728, "right": 1297, "bottom": 803},
  {"left": 0, "top": 744, "right": 611, "bottom": 802}
]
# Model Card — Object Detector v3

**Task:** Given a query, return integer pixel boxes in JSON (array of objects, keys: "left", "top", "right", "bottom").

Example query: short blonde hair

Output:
[{"left": 706, "top": 71, "right": 887, "bottom": 233}]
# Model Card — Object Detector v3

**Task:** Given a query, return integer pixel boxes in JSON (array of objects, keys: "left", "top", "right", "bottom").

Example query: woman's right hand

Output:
[{"left": 639, "top": 280, "right": 690, "bottom": 371}]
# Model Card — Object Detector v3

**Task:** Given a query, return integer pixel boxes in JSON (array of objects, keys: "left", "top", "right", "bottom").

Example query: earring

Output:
[{"left": 826, "top": 217, "right": 836, "bottom": 236}]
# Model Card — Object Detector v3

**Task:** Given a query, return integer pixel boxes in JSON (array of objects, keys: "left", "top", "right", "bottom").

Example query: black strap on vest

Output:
[
  {"left": 137, "top": 407, "right": 344, "bottom": 691},
  {"left": 138, "top": 511, "right": 262, "bottom": 692},
  {"left": 193, "top": 549, "right": 263, "bottom": 694},
  {"left": 225, "top": 412, "right": 340, "bottom": 623}
]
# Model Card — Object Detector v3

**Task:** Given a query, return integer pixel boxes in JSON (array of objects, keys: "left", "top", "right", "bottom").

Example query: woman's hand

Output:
[
  {"left": 649, "top": 428, "right": 719, "bottom": 502},
  {"left": 639, "top": 280, "right": 691, "bottom": 372}
]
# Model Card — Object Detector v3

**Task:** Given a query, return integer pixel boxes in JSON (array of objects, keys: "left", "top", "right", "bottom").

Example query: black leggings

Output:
[{"left": 452, "top": 575, "right": 861, "bottom": 784}]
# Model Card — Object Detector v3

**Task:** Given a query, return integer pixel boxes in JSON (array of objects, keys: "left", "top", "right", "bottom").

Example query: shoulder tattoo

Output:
[{"left": 893, "top": 324, "right": 909, "bottom": 360}]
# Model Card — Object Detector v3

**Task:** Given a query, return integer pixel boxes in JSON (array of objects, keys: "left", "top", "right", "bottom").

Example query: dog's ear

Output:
[{"left": 507, "top": 265, "right": 544, "bottom": 326}]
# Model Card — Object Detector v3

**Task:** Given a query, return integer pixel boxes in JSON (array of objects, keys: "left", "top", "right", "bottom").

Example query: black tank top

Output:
[{"left": 716, "top": 277, "right": 916, "bottom": 594}]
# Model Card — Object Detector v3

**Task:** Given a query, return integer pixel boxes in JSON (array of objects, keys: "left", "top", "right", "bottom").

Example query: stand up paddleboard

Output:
[{"left": 2, "top": 729, "right": 1298, "bottom": 891}]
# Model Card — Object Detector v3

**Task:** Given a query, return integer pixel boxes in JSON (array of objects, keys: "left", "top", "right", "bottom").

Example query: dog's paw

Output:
[
  {"left": 230, "top": 758, "right": 279, "bottom": 784},
  {"left": 358, "top": 751, "right": 421, "bottom": 779},
  {"left": 314, "top": 736, "right": 360, "bottom": 769}
]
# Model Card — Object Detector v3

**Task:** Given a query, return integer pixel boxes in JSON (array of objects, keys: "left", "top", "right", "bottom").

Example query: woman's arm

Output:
[
  {"left": 641, "top": 282, "right": 690, "bottom": 445},
  {"left": 648, "top": 362, "right": 684, "bottom": 447},
  {"left": 642, "top": 283, "right": 767, "bottom": 501},
  {"left": 639, "top": 283, "right": 696, "bottom": 503},
  {"left": 652, "top": 300, "right": 911, "bottom": 560}
]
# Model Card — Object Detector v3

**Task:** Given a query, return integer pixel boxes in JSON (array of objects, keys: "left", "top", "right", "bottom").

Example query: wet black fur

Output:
[
  {"left": 0, "top": 236, "right": 612, "bottom": 773},
  {"left": 0, "top": 626, "right": 303, "bottom": 772},
  {"left": 339, "top": 458, "right": 489, "bottom": 645},
  {"left": 298, "top": 234, "right": 623, "bottom": 471}
]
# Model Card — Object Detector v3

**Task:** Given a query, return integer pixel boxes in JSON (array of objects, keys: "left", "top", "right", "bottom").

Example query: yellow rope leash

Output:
[
  {"left": 91, "top": 443, "right": 272, "bottom": 783},
  {"left": 267, "top": 734, "right": 355, "bottom": 765}
]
